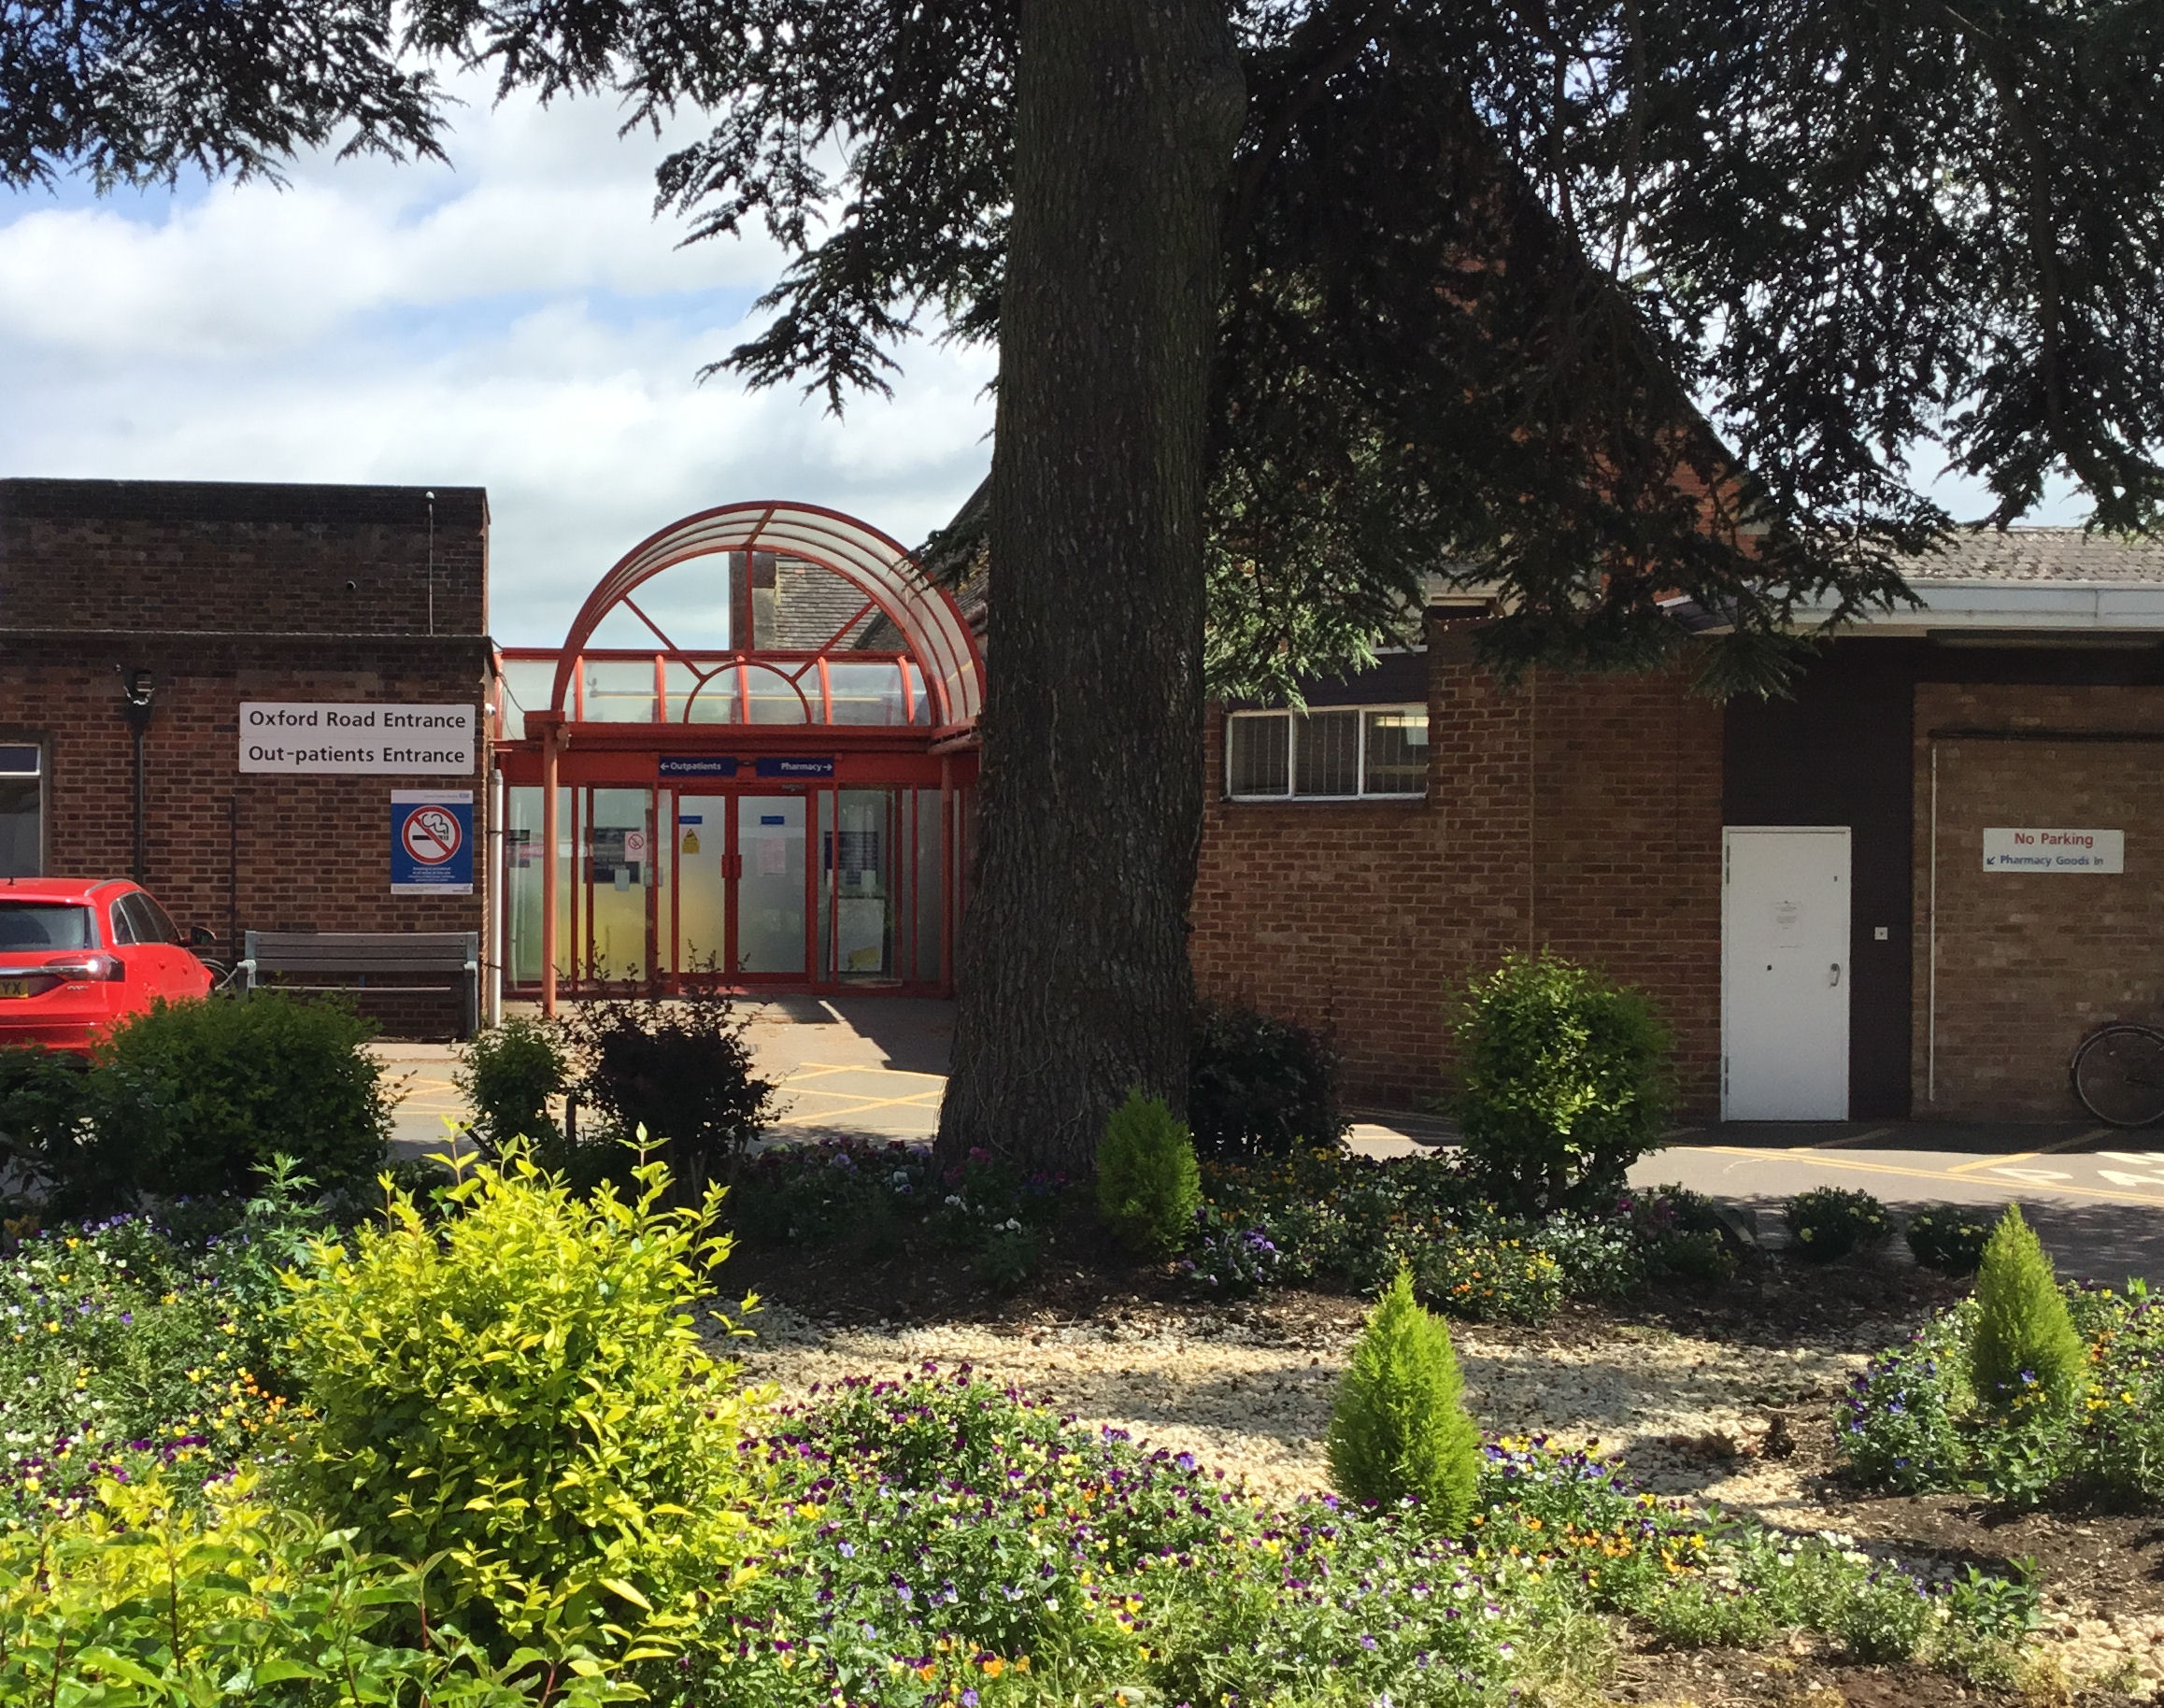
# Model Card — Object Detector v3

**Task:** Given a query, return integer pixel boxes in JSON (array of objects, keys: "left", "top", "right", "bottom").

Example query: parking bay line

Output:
[
  {"left": 1943, "top": 1126, "right": 2118, "bottom": 1175},
  {"left": 1692, "top": 1144, "right": 2164, "bottom": 1208}
]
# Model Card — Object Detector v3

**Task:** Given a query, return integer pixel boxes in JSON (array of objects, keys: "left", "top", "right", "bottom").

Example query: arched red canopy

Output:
[{"left": 548, "top": 500, "right": 983, "bottom": 728}]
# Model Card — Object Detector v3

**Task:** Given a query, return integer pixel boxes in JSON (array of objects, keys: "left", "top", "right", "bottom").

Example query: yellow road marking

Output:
[
  {"left": 1946, "top": 1127, "right": 2116, "bottom": 1174},
  {"left": 1694, "top": 1144, "right": 2164, "bottom": 1207},
  {"left": 1797, "top": 1126, "right": 1894, "bottom": 1151},
  {"left": 772, "top": 1089, "right": 941, "bottom": 1126},
  {"left": 797, "top": 1060, "right": 948, "bottom": 1081}
]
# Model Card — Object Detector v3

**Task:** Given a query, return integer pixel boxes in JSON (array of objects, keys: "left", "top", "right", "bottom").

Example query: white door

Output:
[{"left": 1722, "top": 827, "right": 1850, "bottom": 1120}]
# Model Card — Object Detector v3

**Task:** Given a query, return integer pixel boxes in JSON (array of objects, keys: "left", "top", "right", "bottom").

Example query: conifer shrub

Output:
[
  {"left": 1095, "top": 1089, "right": 1203, "bottom": 1256},
  {"left": 280, "top": 1150, "right": 766, "bottom": 1649},
  {"left": 1326, "top": 1265, "right": 1482, "bottom": 1529},
  {"left": 1970, "top": 1203, "right": 2086, "bottom": 1413},
  {"left": 1450, "top": 952, "right": 1673, "bottom": 1214}
]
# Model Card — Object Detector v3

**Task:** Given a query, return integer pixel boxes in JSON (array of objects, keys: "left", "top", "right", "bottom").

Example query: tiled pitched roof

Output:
[{"left": 1901, "top": 527, "right": 2164, "bottom": 584}]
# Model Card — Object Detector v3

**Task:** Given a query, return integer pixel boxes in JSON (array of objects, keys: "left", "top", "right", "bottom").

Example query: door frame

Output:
[
  {"left": 1720, "top": 824, "right": 1853, "bottom": 1122},
  {"left": 662, "top": 785, "right": 819, "bottom": 988}
]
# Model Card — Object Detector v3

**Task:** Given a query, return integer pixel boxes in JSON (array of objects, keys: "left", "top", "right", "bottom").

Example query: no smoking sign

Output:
[{"left": 391, "top": 790, "right": 475, "bottom": 895}]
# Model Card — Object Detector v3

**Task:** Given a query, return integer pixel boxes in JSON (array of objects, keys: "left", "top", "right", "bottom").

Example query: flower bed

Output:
[
  {"left": 691, "top": 1367, "right": 2032, "bottom": 1707},
  {"left": 1841, "top": 1278, "right": 2164, "bottom": 1506},
  {"left": 0, "top": 1160, "right": 2043, "bottom": 1704},
  {"left": 730, "top": 1139, "right": 1738, "bottom": 1325},
  {"left": 0, "top": 1188, "right": 305, "bottom": 1528}
]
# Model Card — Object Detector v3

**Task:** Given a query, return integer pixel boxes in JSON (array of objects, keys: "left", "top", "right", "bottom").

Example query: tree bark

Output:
[{"left": 937, "top": 0, "right": 1245, "bottom": 1173}]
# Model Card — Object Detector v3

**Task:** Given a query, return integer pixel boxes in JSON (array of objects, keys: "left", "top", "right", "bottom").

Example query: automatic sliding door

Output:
[
  {"left": 735, "top": 795, "right": 807, "bottom": 975},
  {"left": 673, "top": 794, "right": 728, "bottom": 976}
]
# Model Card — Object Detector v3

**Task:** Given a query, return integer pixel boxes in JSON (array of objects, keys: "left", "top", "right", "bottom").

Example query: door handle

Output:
[{"left": 1829, "top": 962, "right": 1842, "bottom": 988}]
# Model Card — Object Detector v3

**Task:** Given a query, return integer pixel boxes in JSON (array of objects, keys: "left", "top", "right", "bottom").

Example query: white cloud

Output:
[{"left": 0, "top": 74, "right": 994, "bottom": 644}]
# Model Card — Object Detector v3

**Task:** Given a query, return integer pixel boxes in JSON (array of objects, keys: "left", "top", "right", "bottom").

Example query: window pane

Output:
[
  {"left": 747, "top": 665, "right": 814, "bottom": 724},
  {"left": 827, "top": 662, "right": 907, "bottom": 725},
  {"left": 1227, "top": 715, "right": 1289, "bottom": 796},
  {"left": 0, "top": 903, "right": 90, "bottom": 950},
  {"left": 1362, "top": 707, "right": 1429, "bottom": 795},
  {"left": 0, "top": 746, "right": 38, "bottom": 776},
  {"left": 137, "top": 893, "right": 182, "bottom": 944},
  {"left": 580, "top": 659, "right": 657, "bottom": 722},
  {"left": 0, "top": 776, "right": 37, "bottom": 875},
  {"left": 1294, "top": 710, "right": 1360, "bottom": 796},
  {"left": 497, "top": 661, "right": 555, "bottom": 740}
]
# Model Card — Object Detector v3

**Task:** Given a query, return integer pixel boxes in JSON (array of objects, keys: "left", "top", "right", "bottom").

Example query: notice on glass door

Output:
[{"left": 1982, "top": 828, "right": 2124, "bottom": 873}]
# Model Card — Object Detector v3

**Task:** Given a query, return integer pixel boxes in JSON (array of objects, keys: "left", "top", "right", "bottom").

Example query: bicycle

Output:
[{"left": 2070, "top": 1021, "right": 2164, "bottom": 1127}]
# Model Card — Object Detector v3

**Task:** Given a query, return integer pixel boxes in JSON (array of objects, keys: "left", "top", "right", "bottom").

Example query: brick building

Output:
[
  {"left": 0, "top": 478, "right": 492, "bottom": 1034},
  {"left": 1191, "top": 529, "right": 2164, "bottom": 1123}
]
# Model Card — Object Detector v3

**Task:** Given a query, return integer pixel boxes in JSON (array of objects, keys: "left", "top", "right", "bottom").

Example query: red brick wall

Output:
[
  {"left": 0, "top": 477, "right": 492, "bottom": 1038},
  {"left": 0, "top": 480, "right": 487, "bottom": 636},
  {"left": 1912, "top": 683, "right": 2164, "bottom": 1118},
  {"left": 1191, "top": 629, "right": 1725, "bottom": 1112}
]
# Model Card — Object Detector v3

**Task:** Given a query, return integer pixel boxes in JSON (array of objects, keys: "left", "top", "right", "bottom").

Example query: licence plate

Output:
[{"left": 0, "top": 979, "right": 29, "bottom": 999}]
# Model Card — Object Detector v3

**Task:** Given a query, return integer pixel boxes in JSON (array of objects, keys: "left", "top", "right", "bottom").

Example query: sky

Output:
[
  {"left": 0, "top": 75, "right": 2082, "bottom": 649},
  {"left": 0, "top": 75, "right": 999, "bottom": 647}
]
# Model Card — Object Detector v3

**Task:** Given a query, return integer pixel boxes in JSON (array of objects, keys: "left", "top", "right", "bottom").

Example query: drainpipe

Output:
[{"left": 117, "top": 668, "right": 155, "bottom": 884}]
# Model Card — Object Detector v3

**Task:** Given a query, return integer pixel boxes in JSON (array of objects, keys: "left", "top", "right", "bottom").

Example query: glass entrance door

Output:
[
  {"left": 671, "top": 795, "right": 728, "bottom": 976},
  {"left": 733, "top": 795, "right": 809, "bottom": 975}
]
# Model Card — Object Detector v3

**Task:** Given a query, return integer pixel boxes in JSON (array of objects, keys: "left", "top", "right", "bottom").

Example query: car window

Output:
[
  {"left": 108, "top": 899, "right": 138, "bottom": 945},
  {"left": 135, "top": 893, "right": 182, "bottom": 945},
  {"left": 0, "top": 903, "right": 94, "bottom": 950}
]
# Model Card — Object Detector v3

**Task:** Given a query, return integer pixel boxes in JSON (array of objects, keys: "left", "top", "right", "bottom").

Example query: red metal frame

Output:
[{"left": 494, "top": 502, "right": 982, "bottom": 1012}]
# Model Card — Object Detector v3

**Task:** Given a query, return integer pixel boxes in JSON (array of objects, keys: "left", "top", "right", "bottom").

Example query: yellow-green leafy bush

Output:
[
  {"left": 281, "top": 1152, "right": 767, "bottom": 1648},
  {"left": 0, "top": 1469, "right": 634, "bottom": 1704},
  {"left": 1326, "top": 1266, "right": 1481, "bottom": 1529},
  {"left": 1094, "top": 1089, "right": 1202, "bottom": 1256}
]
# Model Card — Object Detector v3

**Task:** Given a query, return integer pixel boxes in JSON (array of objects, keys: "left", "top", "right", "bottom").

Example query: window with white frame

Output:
[{"left": 1225, "top": 705, "right": 1429, "bottom": 800}]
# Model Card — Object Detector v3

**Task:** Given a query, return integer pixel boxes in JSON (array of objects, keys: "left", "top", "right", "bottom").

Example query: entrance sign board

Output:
[
  {"left": 659, "top": 756, "right": 738, "bottom": 777},
  {"left": 240, "top": 703, "right": 475, "bottom": 774},
  {"left": 1982, "top": 828, "right": 2124, "bottom": 873},
  {"left": 392, "top": 790, "right": 475, "bottom": 894}
]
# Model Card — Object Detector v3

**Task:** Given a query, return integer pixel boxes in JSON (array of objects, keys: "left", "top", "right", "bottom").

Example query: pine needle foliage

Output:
[
  {"left": 1969, "top": 1204, "right": 2086, "bottom": 1414},
  {"left": 1095, "top": 1089, "right": 1203, "bottom": 1257},
  {"left": 1327, "top": 1266, "right": 1482, "bottom": 1530}
]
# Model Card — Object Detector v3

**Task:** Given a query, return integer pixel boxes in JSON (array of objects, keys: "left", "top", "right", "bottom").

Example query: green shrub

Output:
[
  {"left": 1971, "top": 1203, "right": 2086, "bottom": 1413},
  {"left": 1905, "top": 1203, "right": 1996, "bottom": 1274},
  {"left": 456, "top": 1016, "right": 569, "bottom": 1154},
  {"left": 1187, "top": 1001, "right": 1346, "bottom": 1160},
  {"left": 1629, "top": 1183, "right": 1741, "bottom": 1283},
  {"left": 1785, "top": 1186, "right": 1892, "bottom": 1262},
  {"left": 1450, "top": 952, "right": 1673, "bottom": 1214},
  {"left": 84, "top": 992, "right": 392, "bottom": 1208},
  {"left": 0, "top": 1046, "right": 101, "bottom": 1212},
  {"left": 280, "top": 1151, "right": 766, "bottom": 1647},
  {"left": 563, "top": 996, "right": 779, "bottom": 1200},
  {"left": 1326, "top": 1266, "right": 1481, "bottom": 1527},
  {"left": 1095, "top": 1088, "right": 1202, "bottom": 1256}
]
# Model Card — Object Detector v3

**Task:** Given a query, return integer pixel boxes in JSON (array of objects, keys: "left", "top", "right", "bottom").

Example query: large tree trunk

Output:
[{"left": 937, "top": 0, "right": 1244, "bottom": 1173}]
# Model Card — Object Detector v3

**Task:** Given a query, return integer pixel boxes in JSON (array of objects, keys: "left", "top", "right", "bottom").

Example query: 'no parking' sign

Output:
[{"left": 391, "top": 790, "right": 475, "bottom": 895}]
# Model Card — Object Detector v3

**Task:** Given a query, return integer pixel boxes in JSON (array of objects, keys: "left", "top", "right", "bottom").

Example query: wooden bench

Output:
[{"left": 240, "top": 931, "right": 481, "bottom": 1039}]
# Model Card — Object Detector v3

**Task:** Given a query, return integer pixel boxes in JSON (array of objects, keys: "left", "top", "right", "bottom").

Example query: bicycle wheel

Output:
[{"left": 2071, "top": 1023, "right": 2164, "bottom": 1127}]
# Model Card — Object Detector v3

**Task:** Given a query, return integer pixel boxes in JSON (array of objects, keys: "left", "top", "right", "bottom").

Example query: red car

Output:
[{"left": 0, "top": 878, "right": 217, "bottom": 1052}]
